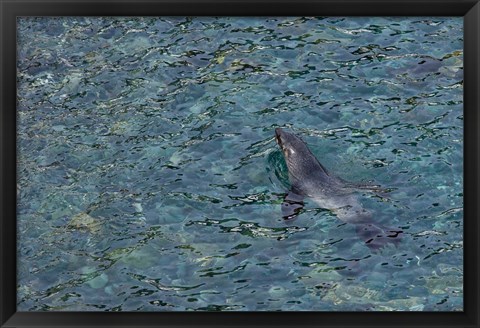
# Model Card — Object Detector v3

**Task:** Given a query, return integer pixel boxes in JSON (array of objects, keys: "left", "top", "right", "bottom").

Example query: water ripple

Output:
[{"left": 17, "top": 16, "right": 464, "bottom": 311}]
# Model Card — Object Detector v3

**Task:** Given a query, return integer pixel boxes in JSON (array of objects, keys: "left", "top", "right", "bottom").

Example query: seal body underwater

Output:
[{"left": 274, "top": 127, "right": 402, "bottom": 249}]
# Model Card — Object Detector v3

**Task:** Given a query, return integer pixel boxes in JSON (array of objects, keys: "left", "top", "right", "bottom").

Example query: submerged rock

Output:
[
  {"left": 67, "top": 212, "right": 102, "bottom": 234},
  {"left": 87, "top": 273, "right": 109, "bottom": 289}
]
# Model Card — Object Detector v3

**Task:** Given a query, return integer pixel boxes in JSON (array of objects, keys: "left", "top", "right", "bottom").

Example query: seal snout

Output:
[
  {"left": 275, "top": 128, "right": 283, "bottom": 145},
  {"left": 275, "top": 128, "right": 283, "bottom": 138}
]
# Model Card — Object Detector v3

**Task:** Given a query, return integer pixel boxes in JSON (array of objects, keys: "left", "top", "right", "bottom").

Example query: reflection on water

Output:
[{"left": 17, "top": 17, "right": 463, "bottom": 311}]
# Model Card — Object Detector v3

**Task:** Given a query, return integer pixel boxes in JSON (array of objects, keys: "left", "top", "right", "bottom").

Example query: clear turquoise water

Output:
[{"left": 17, "top": 17, "right": 463, "bottom": 311}]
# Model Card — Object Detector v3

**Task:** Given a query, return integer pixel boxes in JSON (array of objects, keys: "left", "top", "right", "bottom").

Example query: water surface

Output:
[{"left": 17, "top": 17, "right": 463, "bottom": 311}]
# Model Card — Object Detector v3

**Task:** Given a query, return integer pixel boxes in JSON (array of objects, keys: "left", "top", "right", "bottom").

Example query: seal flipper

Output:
[
  {"left": 282, "top": 191, "right": 304, "bottom": 220},
  {"left": 355, "top": 223, "right": 403, "bottom": 250},
  {"left": 340, "top": 180, "right": 389, "bottom": 194}
]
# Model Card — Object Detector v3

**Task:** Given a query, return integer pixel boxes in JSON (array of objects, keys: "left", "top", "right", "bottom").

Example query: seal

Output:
[{"left": 275, "top": 127, "right": 402, "bottom": 249}]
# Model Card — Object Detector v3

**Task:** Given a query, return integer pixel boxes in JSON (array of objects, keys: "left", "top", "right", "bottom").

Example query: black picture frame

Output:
[{"left": 1, "top": 0, "right": 479, "bottom": 327}]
